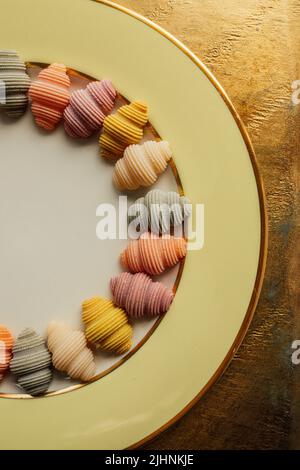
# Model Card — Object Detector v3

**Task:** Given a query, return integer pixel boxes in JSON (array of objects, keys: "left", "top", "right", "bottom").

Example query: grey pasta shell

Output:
[
  {"left": 128, "top": 189, "right": 191, "bottom": 235},
  {"left": 17, "top": 369, "right": 52, "bottom": 396},
  {"left": 10, "top": 328, "right": 52, "bottom": 396},
  {"left": 0, "top": 50, "right": 31, "bottom": 118}
]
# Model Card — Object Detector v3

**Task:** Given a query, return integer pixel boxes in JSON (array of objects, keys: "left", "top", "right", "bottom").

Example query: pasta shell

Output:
[
  {"left": 0, "top": 325, "right": 14, "bottom": 381},
  {"left": 128, "top": 189, "right": 191, "bottom": 235},
  {"left": 47, "top": 322, "right": 96, "bottom": 381},
  {"left": 0, "top": 50, "right": 30, "bottom": 117},
  {"left": 64, "top": 79, "right": 116, "bottom": 138},
  {"left": 100, "top": 101, "right": 148, "bottom": 160},
  {"left": 10, "top": 328, "right": 52, "bottom": 396},
  {"left": 82, "top": 296, "right": 132, "bottom": 354},
  {"left": 121, "top": 232, "right": 186, "bottom": 275},
  {"left": 110, "top": 272, "right": 174, "bottom": 318},
  {"left": 113, "top": 141, "right": 171, "bottom": 190},
  {"left": 29, "top": 63, "right": 70, "bottom": 130}
]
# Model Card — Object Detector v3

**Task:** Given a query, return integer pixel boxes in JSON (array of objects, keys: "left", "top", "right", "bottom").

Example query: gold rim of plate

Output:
[{"left": 0, "top": 0, "right": 268, "bottom": 450}]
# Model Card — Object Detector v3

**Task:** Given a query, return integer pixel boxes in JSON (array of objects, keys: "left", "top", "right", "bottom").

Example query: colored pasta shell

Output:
[
  {"left": 0, "top": 325, "right": 14, "bottom": 381},
  {"left": 47, "top": 322, "right": 96, "bottom": 381},
  {"left": 10, "top": 329, "right": 52, "bottom": 396},
  {"left": 128, "top": 189, "right": 191, "bottom": 235},
  {"left": 113, "top": 141, "right": 172, "bottom": 190},
  {"left": 110, "top": 272, "right": 174, "bottom": 318},
  {"left": 82, "top": 297, "right": 132, "bottom": 354},
  {"left": 29, "top": 63, "right": 70, "bottom": 130},
  {"left": 0, "top": 50, "right": 30, "bottom": 117},
  {"left": 121, "top": 232, "right": 187, "bottom": 275},
  {"left": 64, "top": 79, "right": 116, "bottom": 138},
  {"left": 100, "top": 100, "right": 148, "bottom": 160}
]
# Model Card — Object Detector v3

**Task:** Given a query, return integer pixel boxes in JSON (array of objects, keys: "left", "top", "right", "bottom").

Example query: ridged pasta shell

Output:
[
  {"left": 0, "top": 50, "right": 30, "bottom": 117},
  {"left": 0, "top": 325, "right": 14, "bottom": 381},
  {"left": 82, "top": 297, "right": 132, "bottom": 354},
  {"left": 10, "top": 328, "right": 52, "bottom": 396},
  {"left": 128, "top": 189, "right": 191, "bottom": 235},
  {"left": 29, "top": 63, "right": 70, "bottom": 130},
  {"left": 110, "top": 272, "right": 174, "bottom": 318},
  {"left": 64, "top": 79, "right": 116, "bottom": 138},
  {"left": 100, "top": 101, "right": 148, "bottom": 160},
  {"left": 121, "top": 232, "right": 187, "bottom": 275},
  {"left": 47, "top": 322, "right": 96, "bottom": 381},
  {"left": 113, "top": 141, "right": 172, "bottom": 190}
]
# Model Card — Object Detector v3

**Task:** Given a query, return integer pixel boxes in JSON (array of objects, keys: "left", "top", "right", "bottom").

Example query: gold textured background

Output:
[{"left": 114, "top": 0, "right": 300, "bottom": 449}]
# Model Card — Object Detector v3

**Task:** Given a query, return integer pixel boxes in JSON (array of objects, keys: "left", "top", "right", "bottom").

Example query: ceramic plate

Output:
[{"left": 0, "top": 0, "right": 267, "bottom": 449}]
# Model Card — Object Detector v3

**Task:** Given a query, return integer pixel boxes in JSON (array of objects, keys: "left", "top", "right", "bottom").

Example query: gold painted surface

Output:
[{"left": 114, "top": 0, "right": 300, "bottom": 449}]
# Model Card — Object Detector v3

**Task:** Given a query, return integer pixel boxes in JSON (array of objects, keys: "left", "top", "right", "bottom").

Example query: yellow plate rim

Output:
[{"left": 90, "top": 0, "right": 268, "bottom": 449}]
